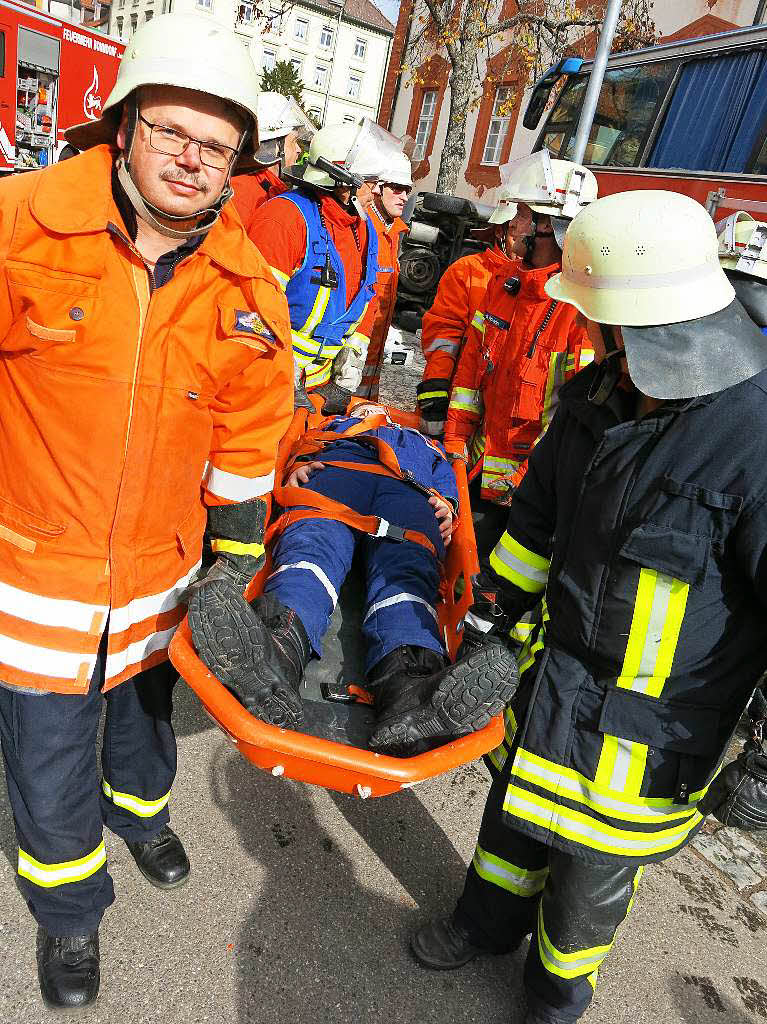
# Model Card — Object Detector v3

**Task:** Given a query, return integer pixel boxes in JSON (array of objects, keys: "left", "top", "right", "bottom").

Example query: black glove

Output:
[
  {"left": 185, "top": 499, "right": 267, "bottom": 599},
  {"left": 294, "top": 384, "right": 315, "bottom": 411},
  {"left": 699, "top": 688, "right": 767, "bottom": 830},
  {"left": 458, "top": 571, "right": 514, "bottom": 660},
  {"left": 314, "top": 380, "right": 354, "bottom": 415},
  {"left": 417, "top": 378, "right": 450, "bottom": 438},
  {"left": 698, "top": 745, "right": 767, "bottom": 830}
]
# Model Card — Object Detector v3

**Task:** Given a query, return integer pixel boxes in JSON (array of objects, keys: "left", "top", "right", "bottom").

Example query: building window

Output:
[
  {"left": 347, "top": 73, "right": 361, "bottom": 99},
  {"left": 308, "top": 106, "right": 322, "bottom": 123},
  {"left": 196, "top": 0, "right": 212, "bottom": 9},
  {"left": 290, "top": 56, "right": 303, "bottom": 75},
  {"left": 294, "top": 16, "right": 308, "bottom": 40},
  {"left": 237, "top": 1, "right": 255, "bottom": 23},
  {"left": 353, "top": 36, "right": 366, "bottom": 59},
  {"left": 482, "top": 87, "right": 512, "bottom": 165},
  {"left": 313, "top": 64, "right": 328, "bottom": 90},
  {"left": 262, "top": 48, "right": 276, "bottom": 71},
  {"left": 343, "top": 115, "right": 356, "bottom": 123},
  {"left": 144, "top": 8, "right": 153, "bottom": 17},
  {"left": 161, "top": 0, "right": 173, "bottom": 11},
  {"left": 412, "top": 89, "right": 437, "bottom": 161},
  {"left": 116, "top": 15, "right": 123, "bottom": 33},
  {"left": 320, "top": 24, "right": 333, "bottom": 47}
]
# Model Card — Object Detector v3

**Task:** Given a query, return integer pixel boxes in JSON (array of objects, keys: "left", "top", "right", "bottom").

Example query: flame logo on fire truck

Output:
[{"left": 84, "top": 67, "right": 102, "bottom": 122}]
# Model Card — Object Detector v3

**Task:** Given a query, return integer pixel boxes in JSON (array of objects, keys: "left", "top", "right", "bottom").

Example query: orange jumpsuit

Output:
[
  {"left": 0, "top": 145, "right": 294, "bottom": 694},
  {"left": 420, "top": 247, "right": 510, "bottom": 382},
  {"left": 248, "top": 192, "right": 379, "bottom": 389},
  {"left": 445, "top": 261, "right": 593, "bottom": 504},
  {"left": 358, "top": 202, "right": 408, "bottom": 399},
  {"left": 231, "top": 168, "right": 289, "bottom": 233}
]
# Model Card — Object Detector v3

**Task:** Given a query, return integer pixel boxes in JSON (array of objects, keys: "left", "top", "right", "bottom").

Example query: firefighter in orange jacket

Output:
[
  {"left": 357, "top": 151, "right": 412, "bottom": 399},
  {"left": 248, "top": 121, "right": 401, "bottom": 414},
  {"left": 0, "top": 15, "right": 293, "bottom": 1010},
  {"left": 231, "top": 91, "right": 306, "bottom": 232},
  {"left": 445, "top": 154, "right": 598, "bottom": 527},
  {"left": 417, "top": 226, "right": 514, "bottom": 438}
]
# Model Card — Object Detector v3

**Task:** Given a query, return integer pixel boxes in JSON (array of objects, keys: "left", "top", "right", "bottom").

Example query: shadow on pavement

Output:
[
  {"left": 173, "top": 674, "right": 217, "bottom": 739},
  {"left": 210, "top": 748, "right": 523, "bottom": 1024}
]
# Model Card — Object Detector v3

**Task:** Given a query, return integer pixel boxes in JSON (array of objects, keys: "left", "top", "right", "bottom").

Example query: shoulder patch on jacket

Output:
[{"left": 234, "top": 311, "right": 277, "bottom": 341}]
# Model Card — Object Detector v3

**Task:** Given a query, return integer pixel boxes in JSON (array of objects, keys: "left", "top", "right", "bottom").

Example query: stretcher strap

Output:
[
  {"left": 284, "top": 416, "right": 455, "bottom": 511},
  {"left": 272, "top": 485, "right": 438, "bottom": 559}
]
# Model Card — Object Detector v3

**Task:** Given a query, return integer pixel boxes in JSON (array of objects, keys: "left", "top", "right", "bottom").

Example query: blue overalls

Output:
[
  {"left": 276, "top": 191, "right": 378, "bottom": 388},
  {"left": 264, "top": 417, "right": 459, "bottom": 672}
]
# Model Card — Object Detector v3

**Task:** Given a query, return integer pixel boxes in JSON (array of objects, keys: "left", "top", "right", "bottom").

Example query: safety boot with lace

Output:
[
  {"left": 367, "top": 645, "right": 447, "bottom": 756},
  {"left": 368, "top": 640, "right": 519, "bottom": 756},
  {"left": 188, "top": 582, "right": 308, "bottom": 729}
]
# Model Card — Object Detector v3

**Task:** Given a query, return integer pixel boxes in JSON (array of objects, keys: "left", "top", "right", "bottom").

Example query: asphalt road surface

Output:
[{"left": 0, "top": 340, "right": 766, "bottom": 1023}]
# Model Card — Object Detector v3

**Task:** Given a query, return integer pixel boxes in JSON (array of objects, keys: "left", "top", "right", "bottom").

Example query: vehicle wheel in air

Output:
[
  {"left": 422, "top": 192, "right": 474, "bottom": 217},
  {"left": 399, "top": 246, "right": 442, "bottom": 294}
]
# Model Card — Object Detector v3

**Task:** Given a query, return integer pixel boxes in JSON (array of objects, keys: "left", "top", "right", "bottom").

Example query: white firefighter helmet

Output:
[
  {"left": 257, "top": 92, "right": 303, "bottom": 142},
  {"left": 253, "top": 92, "right": 306, "bottom": 168},
  {"left": 488, "top": 180, "right": 518, "bottom": 226},
  {"left": 718, "top": 211, "right": 767, "bottom": 281},
  {"left": 66, "top": 13, "right": 260, "bottom": 167},
  {"left": 499, "top": 150, "right": 598, "bottom": 244},
  {"left": 303, "top": 119, "right": 404, "bottom": 189},
  {"left": 381, "top": 151, "right": 413, "bottom": 189},
  {"left": 717, "top": 211, "right": 767, "bottom": 328},
  {"left": 545, "top": 190, "right": 767, "bottom": 400}
]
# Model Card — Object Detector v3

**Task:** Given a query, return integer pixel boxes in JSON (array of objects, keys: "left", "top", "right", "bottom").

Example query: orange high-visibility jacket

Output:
[
  {"left": 420, "top": 247, "right": 510, "bottom": 383},
  {"left": 445, "top": 261, "right": 593, "bottom": 503},
  {"left": 0, "top": 146, "right": 295, "bottom": 695},
  {"left": 359, "top": 203, "right": 408, "bottom": 398},
  {"left": 231, "top": 168, "right": 289, "bottom": 234}
]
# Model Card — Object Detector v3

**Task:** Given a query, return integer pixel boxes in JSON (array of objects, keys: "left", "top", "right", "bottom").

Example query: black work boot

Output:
[
  {"left": 188, "top": 581, "right": 308, "bottom": 729},
  {"left": 126, "top": 825, "right": 190, "bottom": 890},
  {"left": 367, "top": 646, "right": 447, "bottom": 756},
  {"left": 37, "top": 927, "right": 100, "bottom": 1010},
  {"left": 368, "top": 640, "right": 519, "bottom": 757},
  {"left": 411, "top": 916, "right": 500, "bottom": 970}
]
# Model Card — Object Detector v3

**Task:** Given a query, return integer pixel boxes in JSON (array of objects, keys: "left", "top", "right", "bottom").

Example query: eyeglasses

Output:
[
  {"left": 138, "top": 114, "right": 239, "bottom": 171},
  {"left": 384, "top": 182, "right": 412, "bottom": 196}
]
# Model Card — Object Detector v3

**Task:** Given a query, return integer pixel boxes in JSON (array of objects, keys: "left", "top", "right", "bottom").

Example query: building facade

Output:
[
  {"left": 381, "top": 0, "right": 767, "bottom": 201},
  {"left": 108, "top": 0, "right": 394, "bottom": 126}
]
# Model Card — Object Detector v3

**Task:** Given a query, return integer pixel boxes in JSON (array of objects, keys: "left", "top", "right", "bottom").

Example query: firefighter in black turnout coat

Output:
[{"left": 389, "top": 190, "right": 767, "bottom": 1024}]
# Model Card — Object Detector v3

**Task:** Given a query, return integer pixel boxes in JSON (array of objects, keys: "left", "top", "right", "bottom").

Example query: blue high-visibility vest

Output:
[{"left": 275, "top": 190, "right": 378, "bottom": 385}]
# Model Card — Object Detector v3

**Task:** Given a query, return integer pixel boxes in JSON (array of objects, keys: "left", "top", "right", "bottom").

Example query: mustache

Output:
[{"left": 159, "top": 168, "right": 210, "bottom": 194}]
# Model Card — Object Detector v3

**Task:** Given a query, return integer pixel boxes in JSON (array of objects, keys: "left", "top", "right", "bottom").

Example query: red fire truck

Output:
[
  {"left": 524, "top": 22, "right": 767, "bottom": 222},
  {"left": 0, "top": 0, "right": 123, "bottom": 173}
]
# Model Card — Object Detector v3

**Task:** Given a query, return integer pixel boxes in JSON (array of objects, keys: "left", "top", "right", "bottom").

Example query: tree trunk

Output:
[{"left": 435, "top": 56, "right": 476, "bottom": 194}]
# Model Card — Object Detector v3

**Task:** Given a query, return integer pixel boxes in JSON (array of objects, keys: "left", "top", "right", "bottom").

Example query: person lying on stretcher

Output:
[{"left": 189, "top": 402, "right": 516, "bottom": 757}]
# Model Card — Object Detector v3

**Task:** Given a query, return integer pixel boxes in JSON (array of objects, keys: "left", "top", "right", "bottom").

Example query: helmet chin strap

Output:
[
  {"left": 588, "top": 325, "right": 624, "bottom": 406},
  {"left": 118, "top": 100, "right": 243, "bottom": 241}
]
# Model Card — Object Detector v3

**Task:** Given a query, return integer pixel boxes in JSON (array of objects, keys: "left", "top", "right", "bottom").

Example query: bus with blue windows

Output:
[{"left": 524, "top": 22, "right": 767, "bottom": 222}]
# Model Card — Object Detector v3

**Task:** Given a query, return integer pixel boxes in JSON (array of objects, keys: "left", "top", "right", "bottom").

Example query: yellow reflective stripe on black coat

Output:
[{"left": 485, "top": 361, "right": 767, "bottom": 866}]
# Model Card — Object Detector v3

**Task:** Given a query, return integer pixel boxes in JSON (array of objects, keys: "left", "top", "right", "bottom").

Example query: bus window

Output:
[
  {"left": 0, "top": 31, "right": 5, "bottom": 78},
  {"left": 649, "top": 50, "right": 767, "bottom": 173},
  {"left": 539, "top": 62, "right": 676, "bottom": 167}
]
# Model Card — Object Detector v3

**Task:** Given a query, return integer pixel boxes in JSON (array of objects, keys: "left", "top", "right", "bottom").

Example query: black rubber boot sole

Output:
[
  {"left": 188, "top": 581, "right": 303, "bottom": 730},
  {"left": 369, "top": 643, "right": 518, "bottom": 755}
]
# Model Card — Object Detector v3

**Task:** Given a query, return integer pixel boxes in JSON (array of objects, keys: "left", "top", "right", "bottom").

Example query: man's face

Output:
[
  {"left": 283, "top": 130, "right": 301, "bottom": 169},
  {"left": 334, "top": 184, "right": 353, "bottom": 206},
  {"left": 586, "top": 318, "right": 627, "bottom": 370},
  {"left": 356, "top": 181, "right": 375, "bottom": 211},
  {"left": 509, "top": 202, "right": 545, "bottom": 257},
  {"left": 118, "top": 85, "right": 243, "bottom": 219},
  {"left": 378, "top": 182, "right": 410, "bottom": 219}
]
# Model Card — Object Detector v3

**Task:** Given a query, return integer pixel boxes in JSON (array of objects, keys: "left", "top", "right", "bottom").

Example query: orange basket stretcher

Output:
[{"left": 169, "top": 403, "right": 504, "bottom": 798}]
